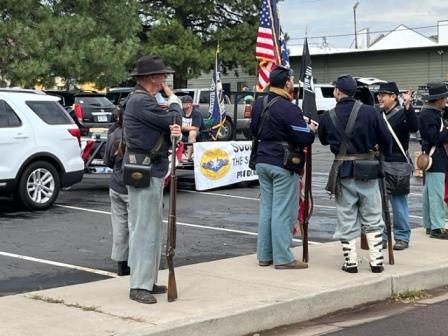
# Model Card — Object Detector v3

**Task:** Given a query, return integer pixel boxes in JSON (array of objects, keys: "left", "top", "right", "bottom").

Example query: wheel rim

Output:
[
  {"left": 26, "top": 168, "right": 55, "bottom": 204},
  {"left": 218, "top": 121, "right": 231, "bottom": 139}
]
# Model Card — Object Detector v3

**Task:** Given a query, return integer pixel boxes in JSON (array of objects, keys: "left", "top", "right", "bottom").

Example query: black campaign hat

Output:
[
  {"left": 378, "top": 82, "right": 399, "bottom": 95},
  {"left": 422, "top": 82, "right": 448, "bottom": 101},
  {"left": 129, "top": 55, "right": 174, "bottom": 77}
]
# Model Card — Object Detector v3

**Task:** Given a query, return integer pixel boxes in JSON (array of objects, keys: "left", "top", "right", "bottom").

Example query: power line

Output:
[{"left": 287, "top": 23, "right": 445, "bottom": 42}]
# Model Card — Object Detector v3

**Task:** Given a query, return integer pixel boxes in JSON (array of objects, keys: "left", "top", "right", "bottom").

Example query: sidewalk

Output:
[{"left": 1, "top": 228, "right": 447, "bottom": 336}]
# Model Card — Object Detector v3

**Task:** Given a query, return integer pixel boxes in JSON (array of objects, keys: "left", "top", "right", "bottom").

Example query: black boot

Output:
[{"left": 117, "top": 261, "right": 130, "bottom": 276}]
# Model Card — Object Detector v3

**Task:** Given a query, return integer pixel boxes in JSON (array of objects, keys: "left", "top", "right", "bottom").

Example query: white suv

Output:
[{"left": 0, "top": 89, "right": 84, "bottom": 210}]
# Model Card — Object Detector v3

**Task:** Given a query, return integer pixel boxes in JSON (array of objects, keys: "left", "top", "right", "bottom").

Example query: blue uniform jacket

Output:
[
  {"left": 419, "top": 106, "right": 448, "bottom": 173},
  {"left": 123, "top": 86, "right": 182, "bottom": 178},
  {"left": 318, "top": 97, "right": 392, "bottom": 178},
  {"left": 250, "top": 92, "right": 315, "bottom": 169},
  {"left": 382, "top": 103, "right": 419, "bottom": 162}
]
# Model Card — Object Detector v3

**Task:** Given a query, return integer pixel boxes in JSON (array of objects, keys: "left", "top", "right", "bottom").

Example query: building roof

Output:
[{"left": 289, "top": 20, "right": 448, "bottom": 57}]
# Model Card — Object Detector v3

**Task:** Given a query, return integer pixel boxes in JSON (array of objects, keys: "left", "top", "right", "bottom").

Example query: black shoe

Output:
[
  {"left": 129, "top": 289, "right": 157, "bottom": 304},
  {"left": 150, "top": 284, "right": 167, "bottom": 294},
  {"left": 430, "top": 229, "right": 448, "bottom": 239},
  {"left": 117, "top": 261, "right": 130, "bottom": 276},
  {"left": 393, "top": 240, "right": 409, "bottom": 250},
  {"left": 426, "top": 228, "right": 431, "bottom": 235},
  {"left": 341, "top": 265, "right": 358, "bottom": 273},
  {"left": 370, "top": 265, "right": 384, "bottom": 273}
]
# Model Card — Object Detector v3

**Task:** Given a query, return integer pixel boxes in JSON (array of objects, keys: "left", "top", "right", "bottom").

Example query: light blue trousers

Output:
[
  {"left": 127, "top": 177, "right": 164, "bottom": 291},
  {"left": 422, "top": 172, "right": 446, "bottom": 230},
  {"left": 256, "top": 163, "right": 299, "bottom": 265},
  {"left": 109, "top": 189, "right": 129, "bottom": 262},
  {"left": 382, "top": 194, "right": 410, "bottom": 242},
  {"left": 334, "top": 178, "right": 384, "bottom": 241}
]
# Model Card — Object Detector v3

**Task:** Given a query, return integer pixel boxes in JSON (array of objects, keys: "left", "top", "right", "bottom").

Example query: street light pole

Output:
[{"left": 353, "top": 2, "right": 359, "bottom": 49}]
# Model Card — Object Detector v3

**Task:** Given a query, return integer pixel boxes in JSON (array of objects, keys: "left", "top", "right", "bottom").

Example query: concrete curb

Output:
[{"left": 1, "top": 228, "right": 447, "bottom": 336}]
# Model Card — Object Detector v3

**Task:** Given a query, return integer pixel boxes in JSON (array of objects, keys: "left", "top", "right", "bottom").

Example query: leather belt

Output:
[{"left": 335, "top": 153, "right": 375, "bottom": 161}]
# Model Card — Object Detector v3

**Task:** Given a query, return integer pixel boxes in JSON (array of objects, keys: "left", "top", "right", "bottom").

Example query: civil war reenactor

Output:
[
  {"left": 123, "top": 55, "right": 182, "bottom": 304},
  {"left": 319, "top": 74, "right": 392, "bottom": 273},
  {"left": 377, "top": 82, "right": 418, "bottom": 250},
  {"left": 250, "top": 65, "right": 317, "bottom": 269},
  {"left": 418, "top": 82, "right": 448, "bottom": 240}
]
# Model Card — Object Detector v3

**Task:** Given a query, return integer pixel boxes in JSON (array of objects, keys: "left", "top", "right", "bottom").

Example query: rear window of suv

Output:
[
  {"left": 321, "top": 87, "right": 335, "bottom": 98},
  {"left": 26, "top": 101, "right": 74, "bottom": 125},
  {"left": 75, "top": 96, "right": 114, "bottom": 107}
]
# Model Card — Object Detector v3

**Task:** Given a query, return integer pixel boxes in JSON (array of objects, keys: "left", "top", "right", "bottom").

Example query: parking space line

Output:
[
  {"left": 54, "top": 204, "right": 320, "bottom": 245},
  {"left": 178, "top": 190, "right": 428, "bottom": 222},
  {"left": 0, "top": 251, "right": 118, "bottom": 278}
]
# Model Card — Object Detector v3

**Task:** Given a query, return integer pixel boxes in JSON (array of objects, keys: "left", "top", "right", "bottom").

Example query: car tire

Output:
[
  {"left": 16, "top": 161, "right": 60, "bottom": 210},
  {"left": 217, "top": 118, "right": 234, "bottom": 141}
]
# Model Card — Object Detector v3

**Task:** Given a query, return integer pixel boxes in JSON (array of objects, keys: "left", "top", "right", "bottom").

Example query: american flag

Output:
[{"left": 256, "top": 0, "right": 281, "bottom": 91}]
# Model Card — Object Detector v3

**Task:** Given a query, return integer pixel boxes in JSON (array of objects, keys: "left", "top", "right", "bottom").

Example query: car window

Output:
[
  {"left": 320, "top": 87, "right": 334, "bottom": 98},
  {"left": 26, "top": 101, "right": 74, "bottom": 125},
  {"left": 0, "top": 100, "right": 22, "bottom": 127},
  {"left": 75, "top": 96, "right": 114, "bottom": 107},
  {"left": 199, "top": 91, "right": 210, "bottom": 104}
]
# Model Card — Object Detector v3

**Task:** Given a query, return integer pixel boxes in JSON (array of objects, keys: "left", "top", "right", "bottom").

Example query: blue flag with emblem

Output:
[{"left": 206, "top": 47, "right": 226, "bottom": 139}]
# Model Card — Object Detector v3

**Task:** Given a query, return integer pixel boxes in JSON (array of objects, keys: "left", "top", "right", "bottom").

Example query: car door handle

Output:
[{"left": 14, "top": 134, "right": 29, "bottom": 140}]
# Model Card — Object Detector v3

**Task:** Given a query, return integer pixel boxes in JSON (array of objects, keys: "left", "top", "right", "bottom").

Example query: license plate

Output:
[{"left": 97, "top": 115, "right": 108, "bottom": 122}]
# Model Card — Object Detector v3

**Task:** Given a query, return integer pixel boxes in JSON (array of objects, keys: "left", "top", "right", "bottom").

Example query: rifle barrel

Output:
[{"left": 166, "top": 130, "right": 178, "bottom": 301}]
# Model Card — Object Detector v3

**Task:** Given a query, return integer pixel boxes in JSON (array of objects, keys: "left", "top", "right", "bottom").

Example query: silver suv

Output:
[{"left": 0, "top": 89, "right": 84, "bottom": 210}]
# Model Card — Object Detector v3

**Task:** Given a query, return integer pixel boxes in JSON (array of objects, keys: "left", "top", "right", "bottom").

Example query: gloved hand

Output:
[{"left": 167, "top": 94, "right": 182, "bottom": 107}]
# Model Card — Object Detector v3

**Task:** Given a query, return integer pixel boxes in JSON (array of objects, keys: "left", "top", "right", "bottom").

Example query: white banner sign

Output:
[{"left": 193, "top": 141, "right": 258, "bottom": 191}]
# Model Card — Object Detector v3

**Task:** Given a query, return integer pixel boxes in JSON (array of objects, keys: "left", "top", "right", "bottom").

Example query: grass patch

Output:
[{"left": 392, "top": 289, "right": 430, "bottom": 303}]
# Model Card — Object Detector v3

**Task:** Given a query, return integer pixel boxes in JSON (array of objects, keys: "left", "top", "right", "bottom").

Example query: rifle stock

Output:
[
  {"left": 379, "top": 156, "right": 395, "bottom": 265},
  {"left": 166, "top": 130, "right": 178, "bottom": 302},
  {"left": 360, "top": 232, "right": 369, "bottom": 250}
]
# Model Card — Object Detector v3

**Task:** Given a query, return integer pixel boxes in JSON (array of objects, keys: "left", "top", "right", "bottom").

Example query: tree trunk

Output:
[{"left": 173, "top": 72, "right": 187, "bottom": 89}]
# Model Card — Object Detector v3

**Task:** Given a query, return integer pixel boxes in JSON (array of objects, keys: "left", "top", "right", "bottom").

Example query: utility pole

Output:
[{"left": 353, "top": 2, "right": 359, "bottom": 49}]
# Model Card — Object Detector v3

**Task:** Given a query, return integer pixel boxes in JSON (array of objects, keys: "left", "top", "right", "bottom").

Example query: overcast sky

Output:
[{"left": 277, "top": 0, "right": 448, "bottom": 48}]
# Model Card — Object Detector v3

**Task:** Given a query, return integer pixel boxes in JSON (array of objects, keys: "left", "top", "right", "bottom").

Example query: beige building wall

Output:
[{"left": 189, "top": 46, "right": 448, "bottom": 91}]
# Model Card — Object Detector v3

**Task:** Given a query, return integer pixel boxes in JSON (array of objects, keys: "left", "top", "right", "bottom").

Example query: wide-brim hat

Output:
[
  {"left": 378, "top": 82, "right": 399, "bottom": 95},
  {"left": 422, "top": 82, "right": 448, "bottom": 100},
  {"left": 129, "top": 55, "right": 174, "bottom": 77}
]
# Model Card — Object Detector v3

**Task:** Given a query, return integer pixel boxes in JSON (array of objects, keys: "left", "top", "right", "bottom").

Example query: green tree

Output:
[
  {"left": 138, "top": 0, "right": 262, "bottom": 88},
  {"left": 0, "top": 0, "right": 51, "bottom": 87},
  {"left": 0, "top": 0, "right": 141, "bottom": 88}
]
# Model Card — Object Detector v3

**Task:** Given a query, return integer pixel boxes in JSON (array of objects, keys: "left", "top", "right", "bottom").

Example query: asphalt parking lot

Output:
[{"left": 0, "top": 142, "right": 425, "bottom": 297}]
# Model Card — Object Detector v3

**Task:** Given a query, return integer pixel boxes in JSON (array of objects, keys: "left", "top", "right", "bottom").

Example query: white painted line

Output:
[
  {"left": 55, "top": 204, "right": 320, "bottom": 245},
  {"left": 179, "top": 191, "right": 429, "bottom": 222},
  {"left": 55, "top": 204, "right": 111, "bottom": 214},
  {"left": 0, "top": 251, "right": 118, "bottom": 278}
]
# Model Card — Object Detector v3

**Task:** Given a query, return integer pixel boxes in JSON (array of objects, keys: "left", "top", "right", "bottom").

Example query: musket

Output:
[
  {"left": 166, "top": 113, "right": 179, "bottom": 302},
  {"left": 379, "top": 154, "right": 395, "bottom": 265},
  {"left": 301, "top": 145, "right": 312, "bottom": 262}
]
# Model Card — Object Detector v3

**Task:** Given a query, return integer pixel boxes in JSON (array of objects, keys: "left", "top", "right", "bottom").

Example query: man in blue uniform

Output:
[
  {"left": 250, "top": 65, "right": 317, "bottom": 269},
  {"left": 123, "top": 55, "right": 182, "bottom": 304},
  {"left": 419, "top": 82, "right": 448, "bottom": 239},
  {"left": 319, "top": 74, "right": 392, "bottom": 273},
  {"left": 377, "top": 82, "right": 418, "bottom": 250}
]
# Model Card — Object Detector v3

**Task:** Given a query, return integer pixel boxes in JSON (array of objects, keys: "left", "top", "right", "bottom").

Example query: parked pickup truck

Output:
[{"left": 174, "top": 88, "right": 254, "bottom": 140}]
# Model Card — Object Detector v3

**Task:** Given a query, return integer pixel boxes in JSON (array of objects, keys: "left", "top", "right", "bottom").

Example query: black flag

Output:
[{"left": 299, "top": 37, "right": 318, "bottom": 123}]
